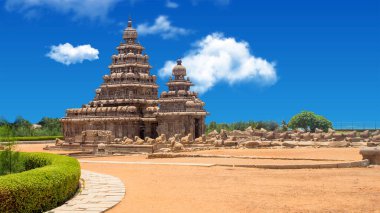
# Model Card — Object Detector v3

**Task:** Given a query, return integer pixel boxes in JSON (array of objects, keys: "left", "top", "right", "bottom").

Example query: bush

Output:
[
  {"left": 0, "top": 116, "right": 63, "bottom": 138},
  {"left": 0, "top": 136, "right": 63, "bottom": 142},
  {"left": 288, "top": 111, "right": 332, "bottom": 132},
  {"left": 0, "top": 152, "right": 81, "bottom": 212}
]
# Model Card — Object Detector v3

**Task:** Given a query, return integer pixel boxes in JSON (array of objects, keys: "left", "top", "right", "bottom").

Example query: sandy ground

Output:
[
  {"left": 192, "top": 148, "right": 362, "bottom": 161},
  {"left": 17, "top": 144, "right": 380, "bottom": 213}
]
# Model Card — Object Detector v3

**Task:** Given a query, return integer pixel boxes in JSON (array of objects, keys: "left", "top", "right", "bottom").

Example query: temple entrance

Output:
[
  {"left": 194, "top": 118, "right": 200, "bottom": 139},
  {"left": 151, "top": 123, "right": 158, "bottom": 138},
  {"left": 139, "top": 124, "right": 145, "bottom": 139}
]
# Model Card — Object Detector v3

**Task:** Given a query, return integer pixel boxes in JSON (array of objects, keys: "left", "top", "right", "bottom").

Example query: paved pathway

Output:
[{"left": 48, "top": 170, "right": 125, "bottom": 213}]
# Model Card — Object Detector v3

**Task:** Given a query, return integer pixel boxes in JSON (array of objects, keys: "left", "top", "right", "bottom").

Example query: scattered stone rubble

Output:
[{"left": 50, "top": 127, "right": 380, "bottom": 154}]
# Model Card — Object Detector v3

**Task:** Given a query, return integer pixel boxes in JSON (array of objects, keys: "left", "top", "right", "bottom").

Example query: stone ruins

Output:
[
  {"left": 51, "top": 19, "right": 379, "bottom": 158},
  {"left": 60, "top": 18, "right": 208, "bottom": 147}
]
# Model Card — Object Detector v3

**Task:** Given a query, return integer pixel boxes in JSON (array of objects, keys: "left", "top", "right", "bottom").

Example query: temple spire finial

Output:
[
  {"left": 176, "top": 58, "right": 182, "bottom": 65},
  {"left": 128, "top": 16, "right": 132, "bottom": 28}
]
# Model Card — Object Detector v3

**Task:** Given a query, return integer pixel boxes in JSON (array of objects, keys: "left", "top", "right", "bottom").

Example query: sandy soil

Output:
[
  {"left": 82, "top": 164, "right": 380, "bottom": 213},
  {"left": 16, "top": 144, "right": 380, "bottom": 213},
  {"left": 16, "top": 143, "right": 77, "bottom": 154},
  {"left": 80, "top": 155, "right": 346, "bottom": 165},
  {"left": 192, "top": 148, "right": 362, "bottom": 161}
]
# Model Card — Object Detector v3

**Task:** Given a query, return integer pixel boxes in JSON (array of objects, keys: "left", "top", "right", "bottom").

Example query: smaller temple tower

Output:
[{"left": 156, "top": 59, "right": 208, "bottom": 139}]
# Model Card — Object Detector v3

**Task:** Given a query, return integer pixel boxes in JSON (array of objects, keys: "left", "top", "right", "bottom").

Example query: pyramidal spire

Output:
[{"left": 128, "top": 16, "right": 132, "bottom": 28}]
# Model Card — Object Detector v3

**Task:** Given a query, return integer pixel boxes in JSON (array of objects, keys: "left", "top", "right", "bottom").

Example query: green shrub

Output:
[
  {"left": 288, "top": 111, "right": 333, "bottom": 132},
  {"left": 0, "top": 136, "right": 63, "bottom": 142},
  {"left": 0, "top": 152, "right": 80, "bottom": 212}
]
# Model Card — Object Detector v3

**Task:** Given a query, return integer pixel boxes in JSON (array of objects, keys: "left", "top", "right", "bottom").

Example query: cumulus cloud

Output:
[
  {"left": 4, "top": 0, "right": 121, "bottom": 21},
  {"left": 166, "top": 0, "right": 179, "bottom": 8},
  {"left": 158, "top": 33, "right": 277, "bottom": 94},
  {"left": 46, "top": 43, "right": 99, "bottom": 65},
  {"left": 137, "top": 15, "right": 191, "bottom": 39}
]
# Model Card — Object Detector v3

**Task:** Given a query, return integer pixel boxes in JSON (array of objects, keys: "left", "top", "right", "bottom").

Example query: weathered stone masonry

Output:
[{"left": 61, "top": 19, "right": 208, "bottom": 142}]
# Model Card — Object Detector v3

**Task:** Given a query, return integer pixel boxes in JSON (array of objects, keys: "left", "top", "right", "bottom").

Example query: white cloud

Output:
[
  {"left": 137, "top": 15, "right": 191, "bottom": 39},
  {"left": 158, "top": 33, "right": 277, "bottom": 94},
  {"left": 4, "top": 0, "right": 121, "bottom": 21},
  {"left": 46, "top": 43, "right": 99, "bottom": 65},
  {"left": 166, "top": 0, "right": 179, "bottom": 8}
]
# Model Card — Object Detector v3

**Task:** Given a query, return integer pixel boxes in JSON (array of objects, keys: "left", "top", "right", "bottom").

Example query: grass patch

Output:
[{"left": 0, "top": 135, "right": 63, "bottom": 142}]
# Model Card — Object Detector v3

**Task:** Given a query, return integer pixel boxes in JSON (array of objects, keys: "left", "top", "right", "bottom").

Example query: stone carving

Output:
[
  {"left": 145, "top": 137, "right": 156, "bottom": 144},
  {"left": 360, "top": 130, "right": 370, "bottom": 138},
  {"left": 208, "top": 130, "right": 219, "bottom": 137},
  {"left": 134, "top": 136, "right": 144, "bottom": 145},
  {"left": 55, "top": 138, "right": 64, "bottom": 146},
  {"left": 328, "top": 128, "right": 335, "bottom": 133},
  {"left": 360, "top": 147, "right": 380, "bottom": 165},
  {"left": 264, "top": 131, "right": 275, "bottom": 140},
  {"left": 155, "top": 134, "right": 167, "bottom": 144},
  {"left": 122, "top": 137, "right": 133, "bottom": 144},
  {"left": 371, "top": 130, "right": 380, "bottom": 136},
  {"left": 181, "top": 133, "right": 193, "bottom": 144},
  {"left": 372, "top": 134, "right": 380, "bottom": 142},
  {"left": 97, "top": 143, "right": 106, "bottom": 150},
  {"left": 172, "top": 142, "right": 184, "bottom": 151},
  {"left": 220, "top": 129, "right": 228, "bottom": 141},
  {"left": 194, "top": 134, "right": 206, "bottom": 144},
  {"left": 315, "top": 128, "right": 323, "bottom": 133},
  {"left": 61, "top": 18, "right": 207, "bottom": 144}
]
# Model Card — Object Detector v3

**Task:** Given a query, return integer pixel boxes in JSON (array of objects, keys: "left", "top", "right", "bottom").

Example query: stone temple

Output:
[{"left": 61, "top": 19, "right": 208, "bottom": 143}]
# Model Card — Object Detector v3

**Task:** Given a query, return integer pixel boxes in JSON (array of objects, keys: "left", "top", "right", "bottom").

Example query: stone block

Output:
[
  {"left": 314, "top": 141, "right": 329, "bottom": 147},
  {"left": 350, "top": 142, "right": 367, "bottom": 147},
  {"left": 244, "top": 141, "right": 260, "bottom": 148},
  {"left": 257, "top": 141, "right": 271, "bottom": 147},
  {"left": 328, "top": 141, "right": 349, "bottom": 148},
  {"left": 224, "top": 141, "right": 238, "bottom": 147},
  {"left": 282, "top": 141, "right": 297, "bottom": 148},
  {"left": 360, "top": 147, "right": 380, "bottom": 165},
  {"left": 297, "top": 141, "right": 315, "bottom": 147},
  {"left": 271, "top": 141, "right": 282, "bottom": 146},
  {"left": 367, "top": 142, "right": 380, "bottom": 147}
]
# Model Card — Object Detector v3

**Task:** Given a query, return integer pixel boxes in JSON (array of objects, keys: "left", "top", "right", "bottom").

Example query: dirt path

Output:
[
  {"left": 81, "top": 163, "right": 380, "bottom": 213},
  {"left": 17, "top": 144, "right": 380, "bottom": 212}
]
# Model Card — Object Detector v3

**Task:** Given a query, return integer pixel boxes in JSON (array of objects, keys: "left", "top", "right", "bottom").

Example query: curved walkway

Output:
[{"left": 48, "top": 170, "right": 125, "bottom": 213}]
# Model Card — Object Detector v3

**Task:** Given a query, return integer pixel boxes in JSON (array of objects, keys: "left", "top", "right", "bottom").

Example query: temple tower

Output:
[
  {"left": 156, "top": 59, "right": 208, "bottom": 139},
  {"left": 61, "top": 19, "right": 159, "bottom": 142}
]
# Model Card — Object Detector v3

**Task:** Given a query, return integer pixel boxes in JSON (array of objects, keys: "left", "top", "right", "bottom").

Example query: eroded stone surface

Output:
[{"left": 360, "top": 147, "right": 380, "bottom": 165}]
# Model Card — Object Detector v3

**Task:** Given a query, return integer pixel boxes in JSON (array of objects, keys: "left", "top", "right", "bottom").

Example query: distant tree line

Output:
[
  {"left": 0, "top": 116, "right": 62, "bottom": 137},
  {"left": 206, "top": 120, "right": 280, "bottom": 133},
  {"left": 206, "top": 111, "right": 333, "bottom": 133}
]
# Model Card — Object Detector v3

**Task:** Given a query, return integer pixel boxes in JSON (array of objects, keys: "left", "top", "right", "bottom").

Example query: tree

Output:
[
  {"left": 288, "top": 111, "right": 332, "bottom": 132},
  {"left": 0, "top": 125, "right": 21, "bottom": 175},
  {"left": 281, "top": 120, "right": 288, "bottom": 132},
  {"left": 37, "top": 117, "right": 62, "bottom": 136},
  {"left": 207, "top": 121, "right": 217, "bottom": 133},
  {"left": 12, "top": 116, "right": 32, "bottom": 137},
  {"left": 0, "top": 117, "right": 9, "bottom": 126},
  {"left": 255, "top": 121, "right": 279, "bottom": 131}
]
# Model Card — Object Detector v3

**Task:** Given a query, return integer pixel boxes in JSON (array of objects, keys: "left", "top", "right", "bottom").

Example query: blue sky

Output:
[{"left": 0, "top": 0, "right": 379, "bottom": 127}]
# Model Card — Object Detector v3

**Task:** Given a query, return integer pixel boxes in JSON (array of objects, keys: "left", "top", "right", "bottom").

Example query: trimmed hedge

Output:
[
  {"left": 0, "top": 152, "right": 80, "bottom": 212},
  {"left": 0, "top": 136, "right": 63, "bottom": 142}
]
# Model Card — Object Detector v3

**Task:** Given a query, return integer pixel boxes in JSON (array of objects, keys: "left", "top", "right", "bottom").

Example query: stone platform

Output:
[{"left": 46, "top": 143, "right": 156, "bottom": 154}]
